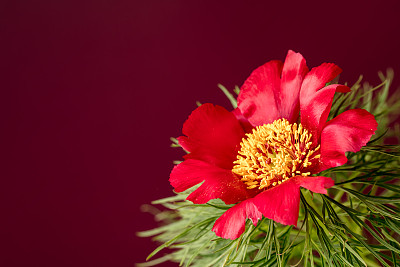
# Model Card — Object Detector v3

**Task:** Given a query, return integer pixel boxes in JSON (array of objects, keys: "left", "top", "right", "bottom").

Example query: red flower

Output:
[{"left": 170, "top": 50, "right": 378, "bottom": 239}]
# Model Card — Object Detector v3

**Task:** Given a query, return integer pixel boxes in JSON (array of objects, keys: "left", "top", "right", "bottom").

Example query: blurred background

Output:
[{"left": 1, "top": 1, "right": 400, "bottom": 266}]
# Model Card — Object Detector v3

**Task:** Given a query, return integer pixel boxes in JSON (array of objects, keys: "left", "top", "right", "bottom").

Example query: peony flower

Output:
[{"left": 170, "top": 50, "right": 378, "bottom": 240}]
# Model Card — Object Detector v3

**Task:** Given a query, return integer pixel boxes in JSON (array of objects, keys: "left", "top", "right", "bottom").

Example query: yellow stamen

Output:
[{"left": 232, "top": 118, "right": 320, "bottom": 190}]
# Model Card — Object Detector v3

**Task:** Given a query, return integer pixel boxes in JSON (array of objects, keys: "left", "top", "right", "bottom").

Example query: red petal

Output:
[
  {"left": 238, "top": 60, "right": 283, "bottom": 126},
  {"left": 320, "top": 109, "right": 378, "bottom": 170},
  {"left": 213, "top": 180, "right": 300, "bottom": 239},
  {"left": 212, "top": 175, "right": 334, "bottom": 239},
  {"left": 212, "top": 198, "right": 262, "bottom": 239},
  {"left": 300, "top": 84, "right": 350, "bottom": 143},
  {"left": 252, "top": 179, "right": 301, "bottom": 226},
  {"left": 280, "top": 50, "right": 309, "bottom": 123},
  {"left": 179, "top": 103, "right": 245, "bottom": 169},
  {"left": 170, "top": 159, "right": 251, "bottom": 205},
  {"left": 294, "top": 176, "right": 335, "bottom": 194},
  {"left": 232, "top": 108, "right": 253, "bottom": 133},
  {"left": 300, "top": 62, "right": 350, "bottom": 143},
  {"left": 300, "top": 63, "right": 343, "bottom": 99}
]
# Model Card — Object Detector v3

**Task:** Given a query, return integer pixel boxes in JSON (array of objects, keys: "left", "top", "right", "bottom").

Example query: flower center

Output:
[{"left": 232, "top": 118, "right": 320, "bottom": 190}]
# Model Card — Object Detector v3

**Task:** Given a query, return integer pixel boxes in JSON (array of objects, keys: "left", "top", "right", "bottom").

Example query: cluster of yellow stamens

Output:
[{"left": 232, "top": 118, "right": 320, "bottom": 190}]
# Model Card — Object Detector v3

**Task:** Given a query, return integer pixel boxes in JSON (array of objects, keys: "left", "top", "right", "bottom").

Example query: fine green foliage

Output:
[{"left": 138, "top": 71, "right": 400, "bottom": 267}]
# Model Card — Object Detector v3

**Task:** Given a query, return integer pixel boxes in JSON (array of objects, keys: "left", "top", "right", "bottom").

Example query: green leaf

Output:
[
  {"left": 218, "top": 84, "right": 238, "bottom": 108},
  {"left": 146, "top": 217, "right": 218, "bottom": 260}
]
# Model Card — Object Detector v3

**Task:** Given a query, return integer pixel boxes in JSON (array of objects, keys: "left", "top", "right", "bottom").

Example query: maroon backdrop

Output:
[{"left": 1, "top": 1, "right": 400, "bottom": 266}]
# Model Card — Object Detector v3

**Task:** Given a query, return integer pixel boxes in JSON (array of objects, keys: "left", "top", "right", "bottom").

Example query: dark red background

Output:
[{"left": 1, "top": 1, "right": 399, "bottom": 266}]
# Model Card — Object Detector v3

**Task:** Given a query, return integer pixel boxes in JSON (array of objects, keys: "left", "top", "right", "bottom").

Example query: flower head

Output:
[{"left": 170, "top": 50, "right": 378, "bottom": 239}]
